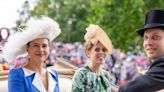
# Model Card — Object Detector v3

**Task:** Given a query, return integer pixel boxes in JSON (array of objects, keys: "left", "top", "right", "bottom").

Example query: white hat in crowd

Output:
[{"left": 3, "top": 16, "right": 61, "bottom": 62}]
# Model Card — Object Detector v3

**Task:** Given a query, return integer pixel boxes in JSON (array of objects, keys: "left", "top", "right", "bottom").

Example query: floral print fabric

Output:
[{"left": 72, "top": 66, "right": 111, "bottom": 92}]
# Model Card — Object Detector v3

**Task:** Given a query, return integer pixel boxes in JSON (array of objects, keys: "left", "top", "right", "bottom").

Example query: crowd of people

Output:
[
  {"left": 48, "top": 42, "right": 149, "bottom": 86},
  {"left": 0, "top": 38, "right": 149, "bottom": 87},
  {"left": 0, "top": 9, "right": 163, "bottom": 92}
]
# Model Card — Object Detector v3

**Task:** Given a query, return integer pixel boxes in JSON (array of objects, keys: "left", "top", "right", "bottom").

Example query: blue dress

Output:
[{"left": 8, "top": 67, "right": 60, "bottom": 92}]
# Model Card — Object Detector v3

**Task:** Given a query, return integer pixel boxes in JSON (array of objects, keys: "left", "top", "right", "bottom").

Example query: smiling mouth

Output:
[
  {"left": 98, "top": 57, "right": 105, "bottom": 62},
  {"left": 146, "top": 48, "right": 156, "bottom": 52},
  {"left": 99, "top": 58, "right": 103, "bottom": 61},
  {"left": 146, "top": 50, "right": 156, "bottom": 55},
  {"left": 36, "top": 54, "right": 44, "bottom": 57}
]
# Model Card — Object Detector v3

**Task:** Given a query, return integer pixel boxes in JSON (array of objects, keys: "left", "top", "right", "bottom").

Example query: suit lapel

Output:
[
  {"left": 47, "top": 72, "right": 57, "bottom": 92},
  {"left": 32, "top": 73, "right": 47, "bottom": 92},
  {"left": 23, "top": 67, "right": 58, "bottom": 92}
]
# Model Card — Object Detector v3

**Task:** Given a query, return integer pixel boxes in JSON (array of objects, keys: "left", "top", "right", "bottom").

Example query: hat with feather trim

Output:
[{"left": 3, "top": 16, "right": 61, "bottom": 62}]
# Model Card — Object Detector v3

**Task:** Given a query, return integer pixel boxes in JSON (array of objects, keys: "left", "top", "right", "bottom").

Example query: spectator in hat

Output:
[
  {"left": 119, "top": 9, "right": 164, "bottom": 92},
  {"left": 72, "top": 24, "right": 113, "bottom": 92},
  {"left": 3, "top": 16, "right": 61, "bottom": 92}
]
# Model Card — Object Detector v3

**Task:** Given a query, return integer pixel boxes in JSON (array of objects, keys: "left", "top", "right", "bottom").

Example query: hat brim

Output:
[
  {"left": 3, "top": 17, "right": 61, "bottom": 62},
  {"left": 96, "top": 29, "right": 113, "bottom": 54},
  {"left": 137, "top": 24, "right": 164, "bottom": 37}
]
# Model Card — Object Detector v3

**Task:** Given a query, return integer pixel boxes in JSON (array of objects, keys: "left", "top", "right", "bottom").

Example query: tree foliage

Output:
[{"left": 18, "top": 0, "right": 164, "bottom": 52}]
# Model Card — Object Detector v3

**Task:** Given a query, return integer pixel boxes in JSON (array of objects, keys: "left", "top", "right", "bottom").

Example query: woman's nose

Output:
[{"left": 38, "top": 46, "right": 44, "bottom": 51}]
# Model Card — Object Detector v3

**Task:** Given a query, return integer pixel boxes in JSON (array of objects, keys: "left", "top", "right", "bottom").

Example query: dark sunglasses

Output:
[{"left": 94, "top": 48, "right": 107, "bottom": 52}]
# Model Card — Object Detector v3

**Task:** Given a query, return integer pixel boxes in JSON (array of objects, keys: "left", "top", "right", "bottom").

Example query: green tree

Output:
[
  {"left": 31, "top": 0, "right": 93, "bottom": 42},
  {"left": 17, "top": 0, "right": 164, "bottom": 52}
]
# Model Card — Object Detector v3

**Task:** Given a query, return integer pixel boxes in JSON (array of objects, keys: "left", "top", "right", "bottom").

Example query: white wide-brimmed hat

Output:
[
  {"left": 3, "top": 16, "right": 61, "bottom": 62},
  {"left": 84, "top": 24, "right": 113, "bottom": 54}
]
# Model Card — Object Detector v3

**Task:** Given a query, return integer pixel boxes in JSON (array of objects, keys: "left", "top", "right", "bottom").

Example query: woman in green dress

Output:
[{"left": 72, "top": 24, "right": 113, "bottom": 92}]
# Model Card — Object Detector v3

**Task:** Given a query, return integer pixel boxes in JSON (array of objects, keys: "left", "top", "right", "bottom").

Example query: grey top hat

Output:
[{"left": 137, "top": 9, "right": 164, "bottom": 37}]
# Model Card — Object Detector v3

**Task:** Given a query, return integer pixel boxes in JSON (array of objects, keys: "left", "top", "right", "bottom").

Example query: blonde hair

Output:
[{"left": 84, "top": 41, "right": 94, "bottom": 51}]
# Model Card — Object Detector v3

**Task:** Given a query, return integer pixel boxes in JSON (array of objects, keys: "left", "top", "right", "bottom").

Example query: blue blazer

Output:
[{"left": 8, "top": 68, "right": 60, "bottom": 92}]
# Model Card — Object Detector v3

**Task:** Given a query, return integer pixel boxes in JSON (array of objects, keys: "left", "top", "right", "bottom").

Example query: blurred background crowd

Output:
[{"left": 0, "top": 42, "right": 149, "bottom": 87}]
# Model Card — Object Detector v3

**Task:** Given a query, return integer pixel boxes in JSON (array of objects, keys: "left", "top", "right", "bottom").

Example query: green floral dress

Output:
[{"left": 72, "top": 66, "right": 111, "bottom": 92}]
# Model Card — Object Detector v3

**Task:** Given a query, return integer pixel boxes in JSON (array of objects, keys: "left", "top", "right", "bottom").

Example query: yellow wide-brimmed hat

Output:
[
  {"left": 84, "top": 24, "right": 113, "bottom": 54},
  {"left": 3, "top": 16, "right": 61, "bottom": 62}
]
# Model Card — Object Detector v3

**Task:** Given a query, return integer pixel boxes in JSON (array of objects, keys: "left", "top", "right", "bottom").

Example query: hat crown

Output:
[
  {"left": 145, "top": 10, "right": 164, "bottom": 25},
  {"left": 137, "top": 9, "right": 164, "bottom": 37}
]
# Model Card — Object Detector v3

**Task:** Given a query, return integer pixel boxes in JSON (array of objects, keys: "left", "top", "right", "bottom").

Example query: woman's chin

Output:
[
  {"left": 36, "top": 58, "right": 46, "bottom": 62},
  {"left": 98, "top": 58, "right": 105, "bottom": 64}
]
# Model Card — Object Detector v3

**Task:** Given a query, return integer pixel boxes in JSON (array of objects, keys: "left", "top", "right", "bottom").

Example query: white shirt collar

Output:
[
  {"left": 22, "top": 68, "right": 57, "bottom": 92},
  {"left": 22, "top": 68, "right": 35, "bottom": 77}
]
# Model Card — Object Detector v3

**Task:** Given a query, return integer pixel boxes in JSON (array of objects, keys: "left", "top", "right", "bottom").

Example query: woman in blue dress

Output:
[{"left": 3, "top": 16, "right": 61, "bottom": 92}]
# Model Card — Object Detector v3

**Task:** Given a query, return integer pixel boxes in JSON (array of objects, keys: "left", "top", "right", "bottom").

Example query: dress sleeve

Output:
[
  {"left": 72, "top": 70, "right": 86, "bottom": 92},
  {"left": 54, "top": 70, "right": 60, "bottom": 92},
  {"left": 104, "top": 70, "right": 110, "bottom": 80},
  {"left": 101, "top": 70, "right": 111, "bottom": 91},
  {"left": 8, "top": 69, "right": 25, "bottom": 92},
  {"left": 118, "top": 75, "right": 164, "bottom": 92}
]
